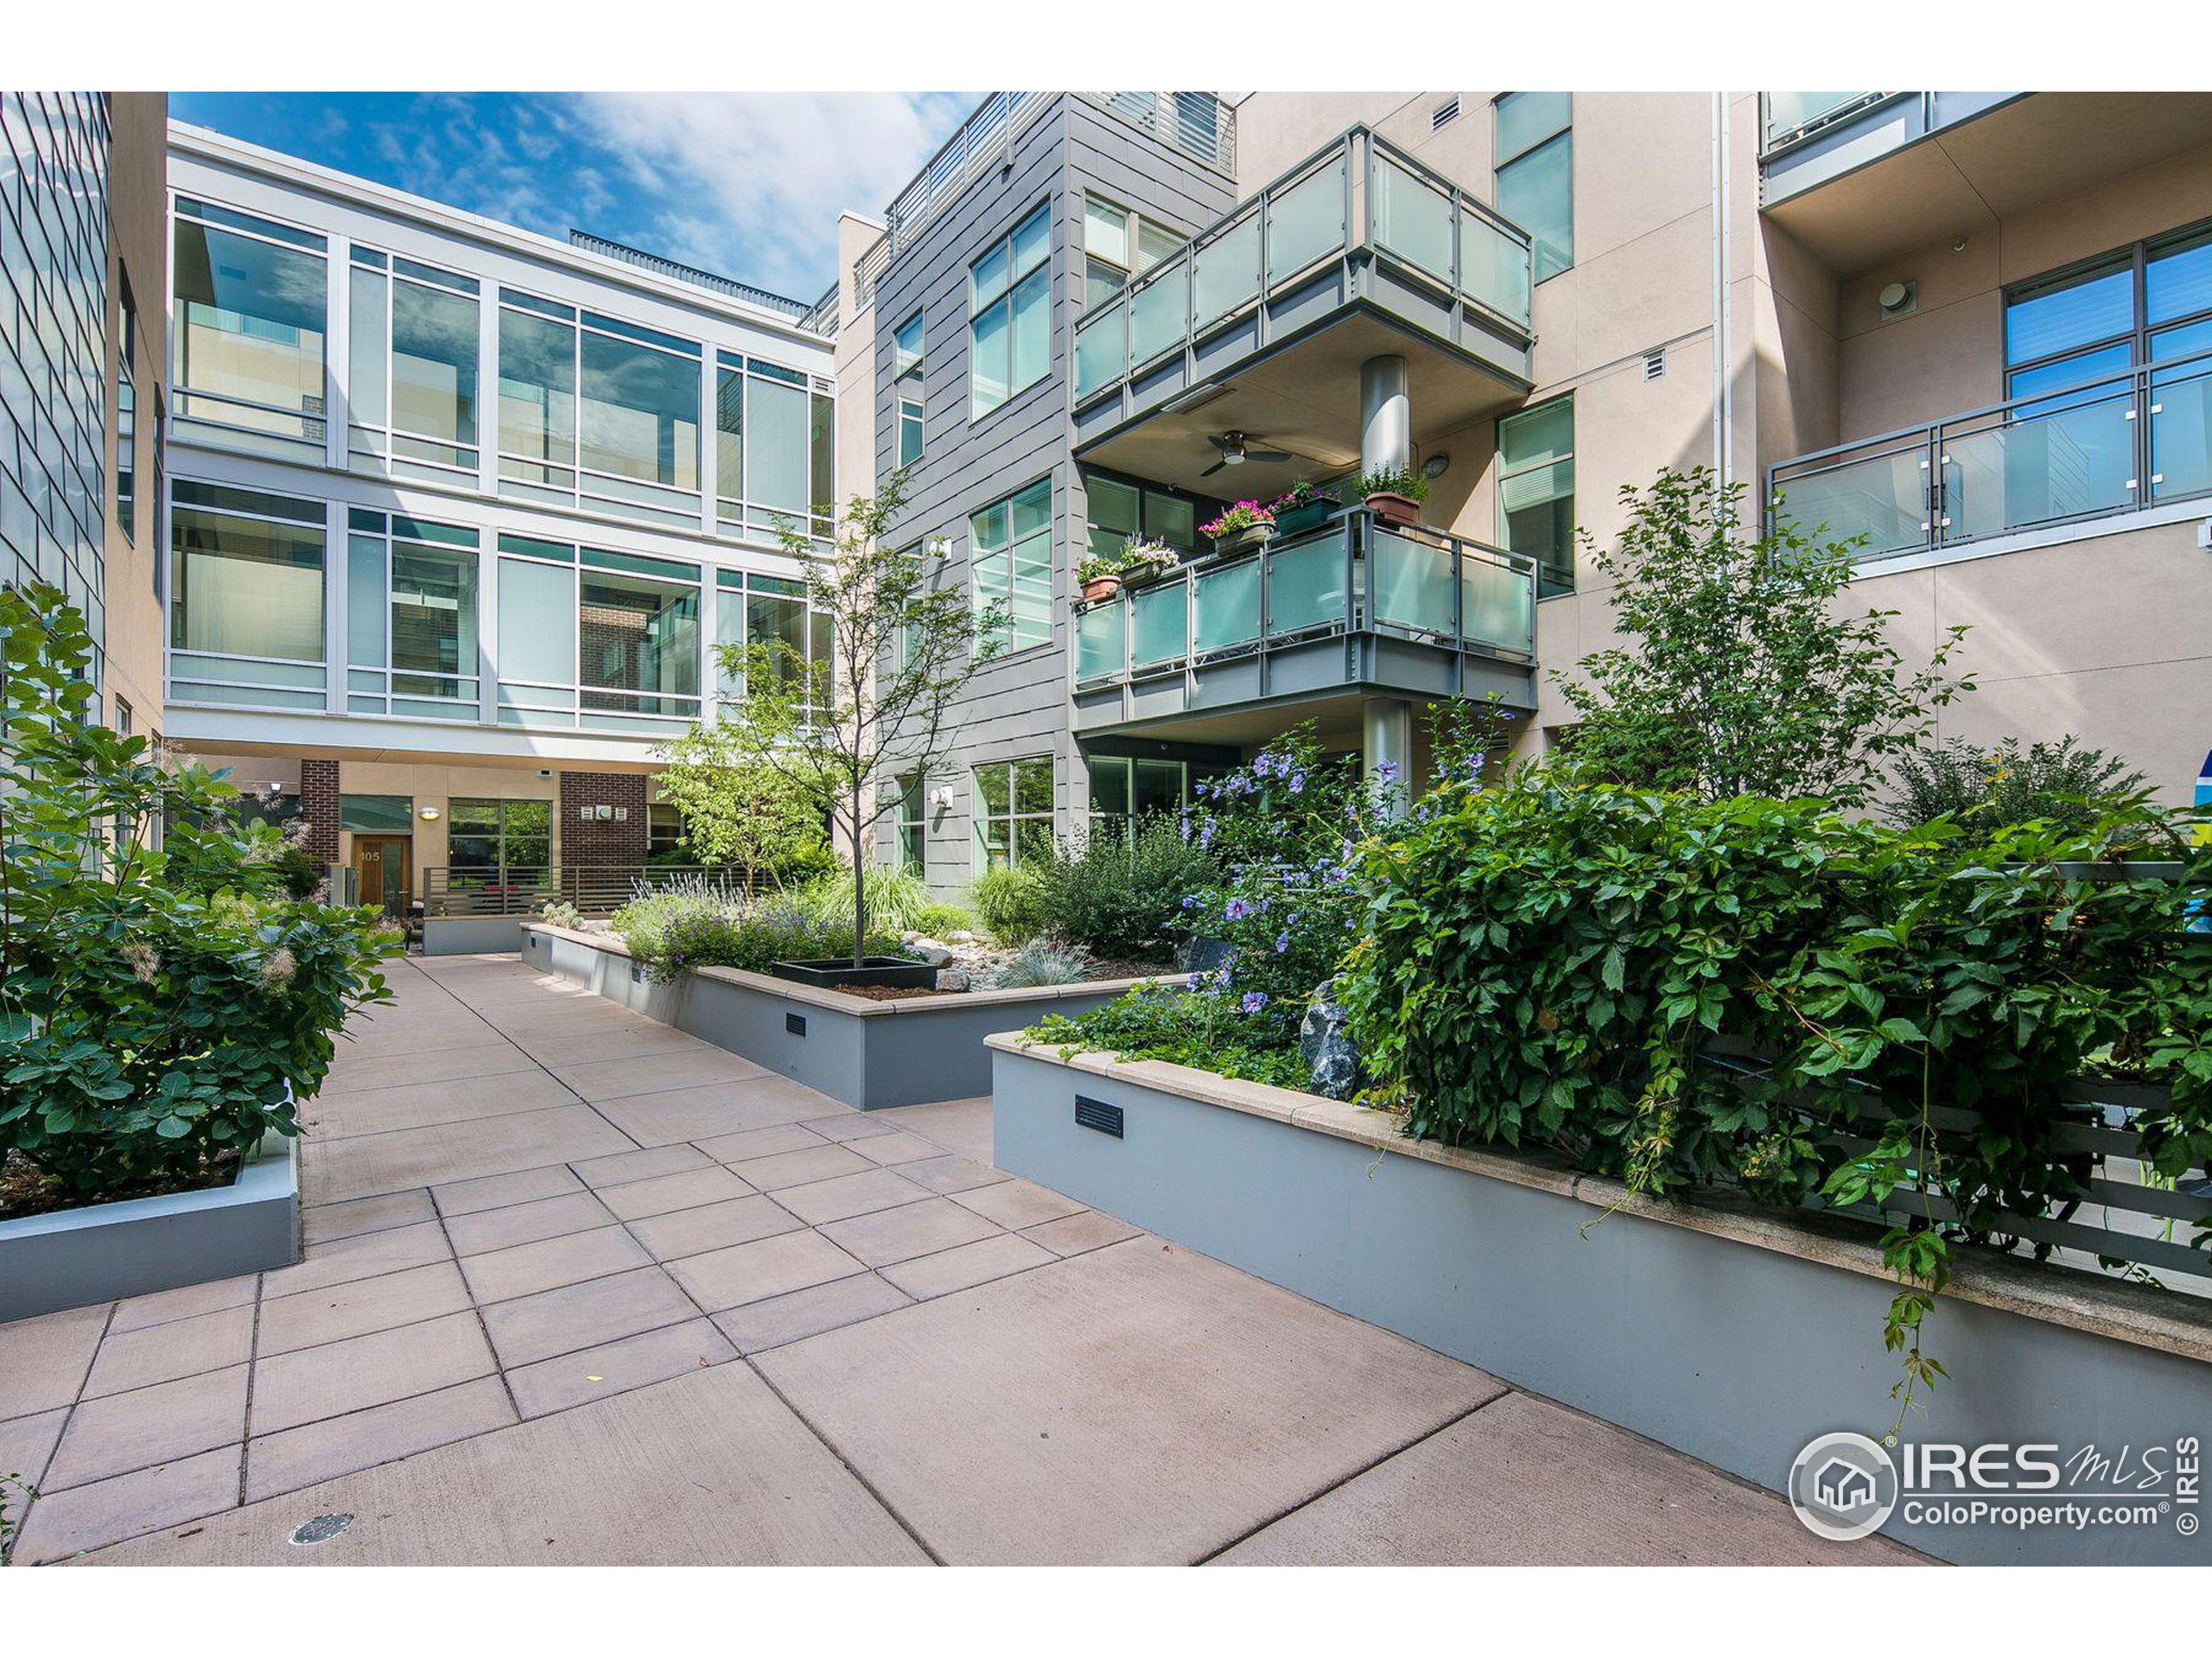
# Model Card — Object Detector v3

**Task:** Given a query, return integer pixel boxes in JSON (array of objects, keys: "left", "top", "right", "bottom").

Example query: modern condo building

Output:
[{"left": 122, "top": 92, "right": 2212, "bottom": 925}]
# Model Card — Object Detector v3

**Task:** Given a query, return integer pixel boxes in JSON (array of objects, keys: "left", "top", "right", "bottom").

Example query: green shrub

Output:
[
  {"left": 0, "top": 586, "right": 394, "bottom": 1199},
  {"left": 1033, "top": 817, "right": 1217, "bottom": 961},
  {"left": 793, "top": 865, "right": 934, "bottom": 935},
  {"left": 1028, "top": 984, "right": 1313, "bottom": 1091},
  {"left": 610, "top": 880, "right": 899, "bottom": 984},
  {"left": 1339, "top": 765, "right": 2212, "bottom": 1415},
  {"left": 538, "top": 899, "right": 585, "bottom": 930},
  {"left": 909, "top": 900, "right": 973, "bottom": 938},
  {"left": 1888, "top": 734, "right": 2154, "bottom": 836},
  {"left": 991, "top": 939, "right": 1096, "bottom": 988},
  {"left": 972, "top": 866, "right": 1048, "bottom": 944}
]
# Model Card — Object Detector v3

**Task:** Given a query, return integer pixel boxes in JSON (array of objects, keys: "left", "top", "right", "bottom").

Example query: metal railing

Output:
[
  {"left": 852, "top": 91, "right": 1236, "bottom": 311},
  {"left": 1767, "top": 347, "right": 2212, "bottom": 563},
  {"left": 566, "top": 230, "right": 835, "bottom": 334},
  {"left": 421, "top": 864, "right": 765, "bottom": 918},
  {"left": 1758, "top": 91, "right": 1891, "bottom": 156},
  {"left": 1072, "top": 506, "right": 1537, "bottom": 690},
  {"left": 1071, "top": 124, "right": 1533, "bottom": 407}
]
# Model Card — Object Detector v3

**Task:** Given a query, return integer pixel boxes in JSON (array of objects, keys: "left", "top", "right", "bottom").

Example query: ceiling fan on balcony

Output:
[{"left": 1199, "top": 430, "right": 1294, "bottom": 478}]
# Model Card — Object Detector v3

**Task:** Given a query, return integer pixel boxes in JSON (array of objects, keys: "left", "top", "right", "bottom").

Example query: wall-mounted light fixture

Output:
[
  {"left": 928, "top": 787, "right": 955, "bottom": 811},
  {"left": 1421, "top": 453, "right": 1451, "bottom": 481},
  {"left": 417, "top": 805, "right": 442, "bottom": 823}
]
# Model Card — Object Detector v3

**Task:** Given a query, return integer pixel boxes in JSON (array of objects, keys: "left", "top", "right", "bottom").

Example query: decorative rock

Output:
[
  {"left": 1299, "top": 976, "right": 1361, "bottom": 1101},
  {"left": 946, "top": 931, "right": 978, "bottom": 945},
  {"left": 936, "top": 967, "right": 971, "bottom": 993},
  {"left": 901, "top": 935, "right": 957, "bottom": 968}
]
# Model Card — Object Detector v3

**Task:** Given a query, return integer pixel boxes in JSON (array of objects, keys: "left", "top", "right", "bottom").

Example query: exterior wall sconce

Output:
[{"left": 417, "top": 805, "right": 442, "bottom": 822}]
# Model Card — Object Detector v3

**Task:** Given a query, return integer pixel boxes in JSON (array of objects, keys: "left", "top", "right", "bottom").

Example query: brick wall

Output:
[
  {"left": 299, "top": 758, "right": 340, "bottom": 864},
  {"left": 558, "top": 771, "right": 649, "bottom": 867}
]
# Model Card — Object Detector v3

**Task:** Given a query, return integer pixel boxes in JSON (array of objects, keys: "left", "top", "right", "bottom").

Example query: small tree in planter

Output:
[
  {"left": 0, "top": 586, "right": 394, "bottom": 1202},
  {"left": 702, "top": 480, "right": 999, "bottom": 979},
  {"left": 653, "top": 729, "right": 836, "bottom": 887},
  {"left": 1559, "top": 467, "right": 1973, "bottom": 810}
]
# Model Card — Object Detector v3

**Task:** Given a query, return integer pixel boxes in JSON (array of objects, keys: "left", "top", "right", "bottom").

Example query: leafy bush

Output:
[
  {"left": 1888, "top": 734, "right": 2153, "bottom": 836},
  {"left": 991, "top": 939, "right": 1096, "bottom": 988},
  {"left": 0, "top": 586, "right": 394, "bottom": 1199},
  {"left": 1339, "top": 765, "right": 2212, "bottom": 1417},
  {"left": 538, "top": 899, "right": 585, "bottom": 930},
  {"left": 1033, "top": 817, "right": 1218, "bottom": 961},
  {"left": 610, "top": 880, "right": 899, "bottom": 984},
  {"left": 909, "top": 901, "right": 973, "bottom": 938},
  {"left": 972, "top": 866, "right": 1048, "bottom": 944},
  {"left": 1028, "top": 984, "right": 1313, "bottom": 1091},
  {"left": 793, "top": 865, "right": 935, "bottom": 935}
]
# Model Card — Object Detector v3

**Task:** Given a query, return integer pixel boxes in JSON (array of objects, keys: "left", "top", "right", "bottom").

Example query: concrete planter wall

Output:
[
  {"left": 522, "top": 925, "right": 1167, "bottom": 1111},
  {"left": 988, "top": 1035, "right": 2212, "bottom": 1567},
  {"left": 423, "top": 916, "right": 531, "bottom": 956},
  {"left": 0, "top": 1127, "right": 301, "bottom": 1323}
]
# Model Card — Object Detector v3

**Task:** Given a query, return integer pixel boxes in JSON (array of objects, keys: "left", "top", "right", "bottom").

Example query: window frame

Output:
[
  {"left": 2003, "top": 217, "right": 2212, "bottom": 393},
  {"left": 346, "top": 244, "right": 483, "bottom": 485},
  {"left": 971, "top": 755, "right": 1054, "bottom": 874},
  {"left": 968, "top": 200, "right": 1053, "bottom": 423},
  {"left": 344, "top": 508, "right": 483, "bottom": 721},
  {"left": 969, "top": 475, "right": 1054, "bottom": 658},
  {"left": 895, "top": 771, "right": 926, "bottom": 872},
  {"left": 446, "top": 797, "right": 553, "bottom": 877},
  {"left": 1496, "top": 393, "right": 1576, "bottom": 600},
  {"left": 167, "top": 480, "right": 332, "bottom": 713},
  {"left": 170, "top": 194, "right": 331, "bottom": 459},
  {"left": 1494, "top": 92, "right": 1573, "bottom": 284}
]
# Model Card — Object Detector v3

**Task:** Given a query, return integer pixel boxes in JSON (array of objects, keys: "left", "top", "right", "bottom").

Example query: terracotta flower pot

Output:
[
  {"left": 1365, "top": 491, "right": 1421, "bottom": 529},
  {"left": 1081, "top": 575, "right": 1123, "bottom": 603}
]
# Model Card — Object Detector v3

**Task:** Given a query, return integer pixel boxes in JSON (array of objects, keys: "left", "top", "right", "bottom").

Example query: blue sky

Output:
[{"left": 170, "top": 92, "right": 976, "bottom": 302}]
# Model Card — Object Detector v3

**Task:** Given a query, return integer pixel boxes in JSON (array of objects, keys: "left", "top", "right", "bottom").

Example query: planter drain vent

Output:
[
  {"left": 1075, "top": 1096, "right": 1124, "bottom": 1139},
  {"left": 786, "top": 1012, "right": 806, "bottom": 1037},
  {"left": 289, "top": 1513, "right": 354, "bottom": 1547}
]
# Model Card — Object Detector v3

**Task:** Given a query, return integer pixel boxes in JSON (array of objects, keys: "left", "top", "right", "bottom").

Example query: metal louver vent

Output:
[
  {"left": 1432, "top": 97, "right": 1462, "bottom": 131},
  {"left": 1643, "top": 347, "right": 1667, "bottom": 381}
]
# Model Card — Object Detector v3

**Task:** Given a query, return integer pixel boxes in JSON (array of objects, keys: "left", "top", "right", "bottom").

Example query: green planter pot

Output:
[{"left": 1271, "top": 499, "right": 1338, "bottom": 537}]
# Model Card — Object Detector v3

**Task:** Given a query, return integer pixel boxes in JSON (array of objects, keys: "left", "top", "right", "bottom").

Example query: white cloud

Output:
[{"left": 575, "top": 92, "right": 975, "bottom": 298}]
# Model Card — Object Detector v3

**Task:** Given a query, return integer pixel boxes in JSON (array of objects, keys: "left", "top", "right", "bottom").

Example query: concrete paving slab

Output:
[
  {"left": 257, "top": 1220, "right": 451, "bottom": 1300},
  {"left": 15, "top": 1444, "right": 242, "bottom": 1564},
  {"left": 755, "top": 1238, "right": 1503, "bottom": 1564},
  {"left": 304, "top": 1070, "right": 580, "bottom": 1139},
  {"left": 79, "top": 1362, "right": 931, "bottom": 1565},
  {"left": 878, "top": 1096, "right": 995, "bottom": 1162},
  {"left": 709, "top": 1274, "right": 914, "bottom": 1355},
  {"left": 300, "top": 1190, "right": 436, "bottom": 1246},
  {"left": 0, "top": 1406, "right": 70, "bottom": 1489},
  {"left": 692, "top": 1122, "right": 830, "bottom": 1165},
  {"left": 81, "top": 1304, "right": 255, "bottom": 1398},
  {"left": 553, "top": 1048, "right": 771, "bottom": 1101},
  {"left": 249, "top": 1313, "right": 496, "bottom": 1436},
  {"left": 244, "top": 1376, "right": 518, "bottom": 1504},
  {"left": 843, "top": 1130, "right": 944, "bottom": 1166},
  {"left": 478, "top": 1266, "right": 701, "bottom": 1370},
  {"left": 772, "top": 1166, "right": 933, "bottom": 1226},
  {"left": 1022, "top": 1211, "right": 1144, "bottom": 1258},
  {"left": 625, "top": 1195, "right": 804, "bottom": 1262},
  {"left": 457, "top": 1225, "right": 652, "bottom": 1305},
  {"left": 593, "top": 1077, "right": 841, "bottom": 1146},
  {"left": 594, "top": 1163, "right": 757, "bottom": 1221},
  {"left": 44, "top": 1363, "right": 250, "bottom": 1491},
  {"left": 522, "top": 1024, "right": 714, "bottom": 1071},
  {"left": 663, "top": 1230, "right": 868, "bottom": 1313},
  {"left": 504, "top": 1319, "right": 735, "bottom": 1419},
  {"left": 105, "top": 1272, "right": 257, "bottom": 1334},
  {"left": 317, "top": 1042, "right": 538, "bottom": 1094},
  {"left": 817, "top": 1198, "right": 1004, "bottom": 1268},
  {"left": 307, "top": 1106, "right": 634, "bottom": 1205},
  {"left": 442, "top": 1191, "right": 618, "bottom": 1257},
  {"left": 1212, "top": 1390, "right": 1916, "bottom": 1565},
  {"left": 0, "top": 1303, "right": 110, "bottom": 1418},
  {"left": 725, "top": 1141, "right": 876, "bottom": 1191},
  {"left": 569, "top": 1142, "right": 714, "bottom": 1190},
  {"left": 431, "top": 1163, "right": 584, "bottom": 1217},
  {"left": 880, "top": 1234, "right": 1057, "bottom": 1300},
  {"left": 896, "top": 1153, "right": 1014, "bottom": 1196},
  {"left": 256, "top": 1262, "right": 474, "bottom": 1357},
  {"left": 950, "top": 1177, "right": 1086, "bottom": 1231}
]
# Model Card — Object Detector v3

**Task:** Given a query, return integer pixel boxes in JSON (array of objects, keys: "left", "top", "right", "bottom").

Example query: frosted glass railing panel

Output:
[
  {"left": 1192, "top": 558, "right": 1261, "bottom": 652},
  {"left": 1371, "top": 530, "right": 1452, "bottom": 633},
  {"left": 1129, "top": 582, "right": 1189, "bottom": 669},
  {"left": 1129, "top": 259, "right": 1187, "bottom": 367},
  {"left": 1192, "top": 213, "right": 1262, "bottom": 329},
  {"left": 1264, "top": 531, "right": 1347, "bottom": 638},
  {"left": 1943, "top": 390, "right": 2134, "bottom": 540},
  {"left": 1267, "top": 157, "right": 1347, "bottom": 283},
  {"left": 1371, "top": 157, "right": 1452, "bottom": 286},
  {"left": 1460, "top": 207, "right": 1531, "bottom": 326},
  {"left": 1773, "top": 453, "right": 1926, "bottom": 560},
  {"left": 1074, "top": 303, "right": 1124, "bottom": 401},
  {"left": 1460, "top": 556, "right": 1535, "bottom": 656},
  {"left": 1076, "top": 601, "right": 1124, "bottom": 683}
]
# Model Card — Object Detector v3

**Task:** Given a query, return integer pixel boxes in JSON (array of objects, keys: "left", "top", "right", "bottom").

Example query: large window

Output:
[
  {"left": 172, "top": 198, "right": 328, "bottom": 458},
  {"left": 893, "top": 310, "right": 925, "bottom": 468},
  {"left": 2003, "top": 222, "right": 2212, "bottom": 509},
  {"left": 714, "top": 569, "right": 831, "bottom": 725},
  {"left": 896, "top": 772, "right": 925, "bottom": 871},
  {"left": 1082, "top": 194, "right": 1183, "bottom": 305},
  {"left": 348, "top": 248, "right": 480, "bottom": 481},
  {"left": 1083, "top": 470, "right": 1198, "bottom": 563},
  {"left": 345, "top": 510, "right": 480, "bottom": 720},
  {"left": 1086, "top": 755, "right": 1200, "bottom": 845},
  {"left": 489, "top": 537, "right": 703, "bottom": 736},
  {"left": 969, "top": 201, "right": 1052, "bottom": 419},
  {"left": 715, "top": 353, "right": 836, "bottom": 542},
  {"left": 115, "top": 282, "right": 137, "bottom": 543},
  {"left": 580, "top": 553, "right": 701, "bottom": 720},
  {"left": 1497, "top": 396, "right": 1575, "bottom": 598},
  {"left": 497, "top": 293, "right": 701, "bottom": 528},
  {"left": 447, "top": 798, "right": 552, "bottom": 875},
  {"left": 970, "top": 478, "right": 1052, "bottom": 654},
  {"left": 1496, "top": 93, "right": 1573, "bottom": 284},
  {"left": 973, "top": 757, "right": 1053, "bottom": 872},
  {"left": 168, "top": 481, "right": 328, "bottom": 711}
]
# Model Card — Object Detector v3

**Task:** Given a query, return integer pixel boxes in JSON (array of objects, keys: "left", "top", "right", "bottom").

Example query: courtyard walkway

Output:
[{"left": 0, "top": 954, "right": 1901, "bottom": 1566}]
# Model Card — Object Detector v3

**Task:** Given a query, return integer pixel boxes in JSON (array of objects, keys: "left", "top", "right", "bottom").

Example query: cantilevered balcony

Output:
[
  {"left": 1759, "top": 92, "right": 2212, "bottom": 273},
  {"left": 1768, "top": 347, "right": 2212, "bottom": 562},
  {"left": 1071, "top": 507, "right": 1538, "bottom": 744},
  {"left": 1071, "top": 127, "right": 1535, "bottom": 501}
]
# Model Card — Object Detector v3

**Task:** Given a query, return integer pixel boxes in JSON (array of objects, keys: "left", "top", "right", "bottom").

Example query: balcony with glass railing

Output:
[
  {"left": 1071, "top": 126, "right": 1535, "bottom": 501},
  {"left": 1071, "top": 506, "right": 1539, "bottom": 740},
  {"left": 1767, "top": 348, "right": 2212, "bottom": 563}
]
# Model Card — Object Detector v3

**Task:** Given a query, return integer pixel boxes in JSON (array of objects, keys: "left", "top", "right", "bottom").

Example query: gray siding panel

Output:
[{"left": 865, "top": 98, "right": 1237, "bottom": 897}]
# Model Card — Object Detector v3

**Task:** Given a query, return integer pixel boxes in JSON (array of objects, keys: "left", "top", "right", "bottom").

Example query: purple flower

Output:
[
  {"left": 1274, "top": 931, "right": 1291, "bottom": 954},
  {"left": 1180, "top": 895, "right": 1199, "bottom": 911},
  {"left": 1179, "top": 813, "right": 1192, "bottom": 843},
  {"left": 1287, "top": 771, "right": 1306, "bottom": 793},
  {"left": 1198, "top": 819, "right": 1217, "bottom": 849},
  {"left": 1224, "top": 898, "right": 1254, "bottom": 922},
  {"left": 1240, "top": 991, "right": 1270, "bottom": 1014},
  {"left": 1376, "top": 760, "right": 1399, "bottom": 783},
  {"left": 1185, "top": 971, "right": 1205, "bottom": 991}
]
